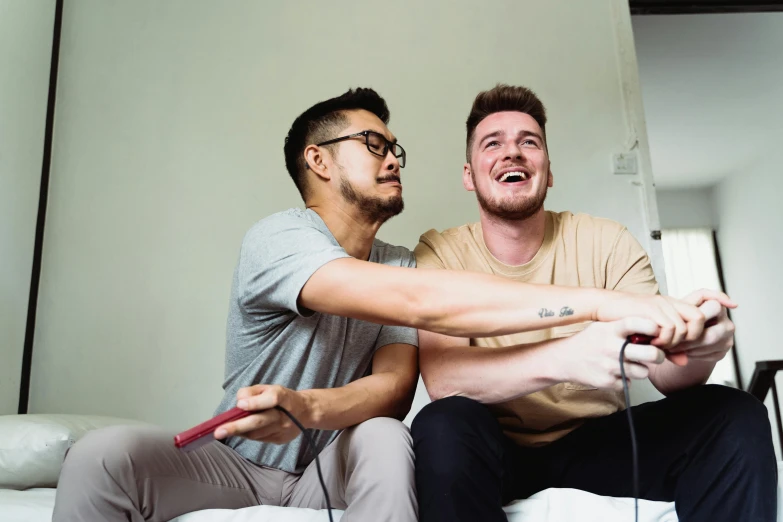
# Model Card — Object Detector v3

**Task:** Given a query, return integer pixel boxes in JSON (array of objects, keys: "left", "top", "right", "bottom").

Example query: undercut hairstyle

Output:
[
  {"left": 284, "top": 88, "right": 390, "bottom": 200},
  {"left": 465, "top": 84, "right": 548, "bottom": 162}
]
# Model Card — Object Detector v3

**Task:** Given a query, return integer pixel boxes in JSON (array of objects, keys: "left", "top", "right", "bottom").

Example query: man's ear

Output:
[
  {"left": 463, "top": 163, "right": 476, "bottom": 192},
  {"left": 304, "top": 144, "right": 330, "bottom": 181},
  {"left": 547, "top": 166, "right": 554, "bottom": 188}
]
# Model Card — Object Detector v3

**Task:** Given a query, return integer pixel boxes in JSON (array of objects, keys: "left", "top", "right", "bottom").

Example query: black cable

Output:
[
  {"left": 619, "top": 340, "right": 639, "bottom": 522},
  {"left": 275, "top": 406, "right": 334, "bottom": 522},
  {"left": 276, "top": 341, "right": 643, "bottom": 522}
]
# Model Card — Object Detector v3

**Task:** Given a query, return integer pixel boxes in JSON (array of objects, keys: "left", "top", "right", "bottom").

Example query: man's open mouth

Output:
[{"left": 495, "top": 169, "right": 530, "bottom": 184}]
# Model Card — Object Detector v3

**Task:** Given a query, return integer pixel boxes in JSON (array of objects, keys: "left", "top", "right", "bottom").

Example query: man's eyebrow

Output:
[
  {"left": 370, "top": 129, "right": 397, "bottom": 143},
  {"left": 478, "top": 130, "right": 504, "bottom": 144},
  {"left": 519, "top": 130, "right": 544, "bottom": 142},
  {"left": 478, "top": 129, "right": 544, "bottom": 146}
]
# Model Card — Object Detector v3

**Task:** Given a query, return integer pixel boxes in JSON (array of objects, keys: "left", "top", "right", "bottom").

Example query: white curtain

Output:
[{"left": 661, "top": 228, "right": 737, "bottom": 387}]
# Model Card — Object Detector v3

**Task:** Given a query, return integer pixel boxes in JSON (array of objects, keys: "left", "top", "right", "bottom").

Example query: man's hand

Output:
[
  {"left": 666, "top": 296, "right": 736, "bottom": 365},
  {"left": 681, "top": 288, "right": 737, "bottom": 310},
  {"left": 559, "top": 317, "right": 668, "bottom": 392},
  {"left": 214, "top": 385, "right": 310, "bottom": 445},
  {"left": 595, "top": 294, "right": 708, "bottom": 348},
  {"left": 646, "top": 292, "right": 737, "bottom": 395}
]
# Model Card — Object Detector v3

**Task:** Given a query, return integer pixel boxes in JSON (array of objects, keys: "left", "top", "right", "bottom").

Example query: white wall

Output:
[
  {"left": 638, "top": 12, "right": 783, "bottom": 458},
  {"left": 632, "top": 188, "right": 721, "bottom": 406},
  {"left": 633, "top": 14, "right": 783, "bottom": 190},
  {"left": 656, "top": 188, "right": 716, "bottom": 229},
  {"left": 714, "top": 159, "right": 783, "bottom": 458},
  {"left": 0, "top": 0, "right": 55, "bottom": 415},
  {"left": 31, "top": 0, "right": 660, "bottom": 428}
]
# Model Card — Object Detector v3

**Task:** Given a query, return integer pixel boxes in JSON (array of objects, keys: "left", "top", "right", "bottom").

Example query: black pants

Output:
[{"left": 412, "top": 385, "right": 778, "bottom": 522}]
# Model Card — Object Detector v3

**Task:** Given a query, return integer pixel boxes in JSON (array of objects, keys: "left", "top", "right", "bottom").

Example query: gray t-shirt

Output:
[{"left": 215, "top": 208, "right": 418, "bottom": 473}]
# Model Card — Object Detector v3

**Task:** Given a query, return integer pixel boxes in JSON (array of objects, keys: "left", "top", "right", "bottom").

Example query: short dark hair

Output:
[
  {"left": 284, "top": 88, "right": 390, "bottom": 199},
  {"left": 465, "top": 84, "right": 547, "bottom": 161}
]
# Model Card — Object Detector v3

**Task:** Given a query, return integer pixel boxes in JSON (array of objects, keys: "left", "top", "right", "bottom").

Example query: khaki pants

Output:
[{"left": 53, "top": 417, "right": 416, "bottom": 522}]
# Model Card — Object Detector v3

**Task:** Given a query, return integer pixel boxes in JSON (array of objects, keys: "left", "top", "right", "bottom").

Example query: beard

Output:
[
  {"left": 472, "top": 171, "right": 548, "bottom": 221},
  {"left": 339, "top": 175, "right": 404, "bottom": 224}
]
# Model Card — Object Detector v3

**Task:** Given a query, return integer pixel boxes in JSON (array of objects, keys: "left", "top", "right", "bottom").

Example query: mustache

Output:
[
  {"left": 377, "top": 174, "right": 401, "bottom": 184},
  {"left": 496, "top": 162, "right": 530, "bottom": 172}
]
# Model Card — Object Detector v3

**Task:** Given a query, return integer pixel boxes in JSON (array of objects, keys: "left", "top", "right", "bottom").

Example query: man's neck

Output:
[
  {"left": 306, "top": 202, "right": 380, "bottom": 261},
  {"left": 479, "top": 207, "right": 547, "bottom": 266}
]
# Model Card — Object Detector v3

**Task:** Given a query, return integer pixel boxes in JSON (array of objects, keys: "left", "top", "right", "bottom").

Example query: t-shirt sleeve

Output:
[
  {"left": 374, "top": 248, "right": 419, "bottom": 349},
  {"left": 236, "top": 213, "right": 351, "bottom": 316},
  {"left": 413, "top": 230, "right": 448, "bottom": 270},
  {"left": 606, "top": 228, "right": 660, "bottom": 296}
]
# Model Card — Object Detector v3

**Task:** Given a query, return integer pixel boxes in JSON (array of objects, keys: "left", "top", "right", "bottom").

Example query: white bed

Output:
[
  {"left": 0, "top": 414, "right": 779, "bottom": 522},
  {"left": 0, "top": 486, "right": 682, "bottom": 522}
]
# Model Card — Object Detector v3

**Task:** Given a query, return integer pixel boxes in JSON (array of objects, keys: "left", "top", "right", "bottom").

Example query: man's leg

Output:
[
  {"left": 535, "top": 384, "right": 778, "bottom": 522},
  {"left": 53, "top": 425, "right": 285, "bottom": 522},
  {"left": 285, "top": 417, "right": 417, "bottom": 522},
  {"left": 412, "top": 396, "right": 525, "bottom": 522}
]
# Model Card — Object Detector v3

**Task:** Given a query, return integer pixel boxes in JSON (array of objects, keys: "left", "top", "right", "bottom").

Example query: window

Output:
[{"left": 661, "top": 228, "right": 737, "bottom": 387}]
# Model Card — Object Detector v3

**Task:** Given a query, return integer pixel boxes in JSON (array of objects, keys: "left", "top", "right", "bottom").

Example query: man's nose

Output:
[
  {"left": 504, "top": 141, "right": 523, "bottom": 161},
  {"left": 385, "top": 151, "right": 400, "bottom": 171}
]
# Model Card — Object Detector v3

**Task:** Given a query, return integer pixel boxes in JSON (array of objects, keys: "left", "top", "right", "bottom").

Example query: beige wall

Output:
[
  {"left": 0, "top": 0, "right": 55, "bottom": 415},
  {"left": 30, "top": 0, "right": 662, "bottom": 427}
]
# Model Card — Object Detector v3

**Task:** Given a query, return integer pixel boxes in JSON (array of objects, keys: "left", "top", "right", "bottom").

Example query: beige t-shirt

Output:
[{"left": 414, "top": 210, "right": 659, "bottom": 447}]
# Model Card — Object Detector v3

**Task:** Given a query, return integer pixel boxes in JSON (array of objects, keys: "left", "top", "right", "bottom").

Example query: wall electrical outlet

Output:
[{"left": 612, "top": 152, "right": 638, "bottom": 175}]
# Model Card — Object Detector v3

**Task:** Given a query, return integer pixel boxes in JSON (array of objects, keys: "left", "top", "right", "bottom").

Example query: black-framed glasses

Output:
[{"left": 316, "top": 130, "right": 406, "bottom": 168}]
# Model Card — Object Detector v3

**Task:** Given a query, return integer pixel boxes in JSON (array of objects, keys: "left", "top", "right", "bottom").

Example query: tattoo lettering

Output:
[
  {"left": 559, "top": 306, "right": 574, "bottom": 317},
  {"left": 538, "top": 308, "right": 555, "bottom": 318}
]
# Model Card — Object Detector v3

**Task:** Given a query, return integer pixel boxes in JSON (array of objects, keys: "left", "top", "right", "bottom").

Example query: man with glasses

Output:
[{"left": 55, "top": 87, "right": 713, "bottom": 522}]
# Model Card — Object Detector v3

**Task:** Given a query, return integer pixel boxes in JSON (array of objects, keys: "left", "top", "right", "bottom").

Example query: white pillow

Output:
[{"left": 0, "top": 414, "right": 148, "bottom": 490}]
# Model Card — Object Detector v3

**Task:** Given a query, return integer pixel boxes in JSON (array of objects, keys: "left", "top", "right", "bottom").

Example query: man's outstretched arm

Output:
[{"left": 299, "top": 258, "right": 699, "bottom": 346}]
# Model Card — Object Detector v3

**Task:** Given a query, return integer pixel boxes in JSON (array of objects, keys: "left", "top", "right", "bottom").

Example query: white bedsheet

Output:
[
  {"left": 0, "top": 488, "right": 56, "bottom": 522},
  {"left": 3, "top": 462, "right": 781, "bottom": 522},
  {"left": 169, "top": 489, "right": 677, "bottom": 522},
  {"left": 0, "top": 487, "right": 676, "bottom": 522}
]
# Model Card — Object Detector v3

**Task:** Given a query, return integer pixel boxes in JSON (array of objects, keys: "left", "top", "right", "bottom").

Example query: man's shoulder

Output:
[
  {"left": 552, "top": 211, "right": 628, "bottom": 243},
  {"left": 371, "top": 238, "right": 415, "bottom": 268},
  {"left": 242, "top": 208, "right": 320, "bottom": 243},
  {"left": 247, "top": 208, "right": 310, "bottom": 231},
  {"left": 419, "top": 223, "right": 478, "bottom": 249},
  {"left": 553, "top": 210, "right": 626, "bottom": 231},
  {"left": 415, "top": 223, "right": 481, "bottom": 269}
]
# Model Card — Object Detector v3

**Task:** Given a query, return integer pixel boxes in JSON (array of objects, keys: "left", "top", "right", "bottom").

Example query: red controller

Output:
[
  {"left": 174, "top": 407, "right": 252, "bottom": 452},
  {"left": 628, "top": 317, "right": 719, "bottom": 345}
]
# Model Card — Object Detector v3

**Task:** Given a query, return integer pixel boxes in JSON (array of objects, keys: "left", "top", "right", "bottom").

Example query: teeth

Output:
[{"left": 499, "top": 171, "right": 528, "bottom": 182}]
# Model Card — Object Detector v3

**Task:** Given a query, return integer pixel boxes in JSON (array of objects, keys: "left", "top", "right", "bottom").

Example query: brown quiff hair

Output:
[{"left": 465, "top": 84, "right": 547, "bottom": 162}]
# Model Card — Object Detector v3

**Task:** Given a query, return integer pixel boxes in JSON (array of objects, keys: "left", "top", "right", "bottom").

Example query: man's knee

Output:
[
  {"left": 690, "top": 384, "right": 770, "bottom": 431},
  {"left": 412, "top": 396, "right": 497, "bottom": 444},
  {"left": 682, "top": 385, "right": 775, "bottom": 460},
  {"left": 348, "top": 417, "right": 412, "bottom": 458},
  {"left": 412, "top": 397, "right": 501, "bottom": 477},
  {"left": 61, "top": 425, "right": 162, "bottom": 483},
  {"left": 344, "top": 418, "right": 413, "bottom": 484}
]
